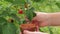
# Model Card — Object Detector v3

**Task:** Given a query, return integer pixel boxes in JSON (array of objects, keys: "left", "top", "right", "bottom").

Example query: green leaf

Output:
[
  {"left": 4, "top": 0, "right": 25, "bottom": 5},
  {"left": 0, "top": 25, "right": 3, "bottom": 34},
  {"left": 56, "top": 3, "right": 60, "bottom": 8},
  {"left": 2, "top": 23, "right": 19, "bottom": 34},
  {"left": 0, "top": 17, "right": 7, "bottom": 25},
  {"left": 32, "top": 0, "right": 42, "bottom": 2},
  {"left": 48, "top": 27, "right": 53, "bottom": 34},
  {"left": 10, "top": 14, "right": 21, "bottom": 24},
  {"left": 25, "top": 7, "right": 36, "bottom": 21},
  {"left": 0, "top": 17, "right": 7, "bottom": 34}
]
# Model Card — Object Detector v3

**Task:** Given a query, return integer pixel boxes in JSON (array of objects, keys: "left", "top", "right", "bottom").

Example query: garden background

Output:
[{"left": 0, "top": 0, "right": 60, "bottom": 34}]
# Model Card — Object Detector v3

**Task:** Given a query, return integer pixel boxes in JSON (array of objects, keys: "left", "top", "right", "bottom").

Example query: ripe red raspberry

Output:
[{"left": 18, "top": 9, "right": 23, "bottom": 14}]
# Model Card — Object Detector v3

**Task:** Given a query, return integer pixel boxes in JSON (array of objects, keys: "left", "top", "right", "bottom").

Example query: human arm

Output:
[{"left": 32, "top": 12, "right": 60, "bottom": 26}]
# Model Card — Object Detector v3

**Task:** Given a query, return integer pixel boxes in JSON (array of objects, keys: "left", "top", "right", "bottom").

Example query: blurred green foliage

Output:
[{"left": 0, "top": 0, "right": 60, "bottom": 34}]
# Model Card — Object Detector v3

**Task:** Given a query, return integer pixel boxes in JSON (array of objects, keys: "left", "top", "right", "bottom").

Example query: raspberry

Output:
[{"left": 18, "top": 9, "right": 23, "bottom": 14}]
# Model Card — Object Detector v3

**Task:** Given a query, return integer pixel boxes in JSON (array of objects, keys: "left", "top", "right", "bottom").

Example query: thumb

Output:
[
  {"left": 23, "top": 30, "right": 30, "bottom": 34},
  {"left": 23, "top": 30, "right": 48, "bottom": 34}
]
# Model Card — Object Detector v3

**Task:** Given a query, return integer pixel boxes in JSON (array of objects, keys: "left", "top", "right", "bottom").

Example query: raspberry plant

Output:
[{"left": 0, "top": 0, "right": 36, "bottom": 34}]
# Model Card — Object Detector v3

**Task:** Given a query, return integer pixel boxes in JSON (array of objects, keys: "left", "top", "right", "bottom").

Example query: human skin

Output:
[
  {"left": 23, "top": 30, "right": 48, "bottom": 34},
  {"left": 32, "top": 12, "right": 60, "bottom": 26},
  {"left": 22, "top": 12, "right": 60, "bottom": 34}
]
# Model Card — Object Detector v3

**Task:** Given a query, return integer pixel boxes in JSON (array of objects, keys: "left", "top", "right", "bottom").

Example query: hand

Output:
[
  {"left": 32, "top": 12, "right": 50, "bottom": 27},
  {"left": 23, "top": 30, "right": 48, "bottom": 34}
]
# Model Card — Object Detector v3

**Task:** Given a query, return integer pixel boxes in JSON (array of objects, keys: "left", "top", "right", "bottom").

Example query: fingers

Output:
[
  {"left": 23, "top": 30, "right": 48, "bottom": 34},
  {"left": 32, "top": 16, "right": 41, "bottom": 26},
  {"left": 31, "top": 15, "right": 48, "bottom": 27},
  {"left": 23, "top": 30, "right": 30, "bottom": 34}
]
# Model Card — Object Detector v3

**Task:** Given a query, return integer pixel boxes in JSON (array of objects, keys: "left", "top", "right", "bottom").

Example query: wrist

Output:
[{"left": 47, "top": 13, "right": 54, "bottom": 26}]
